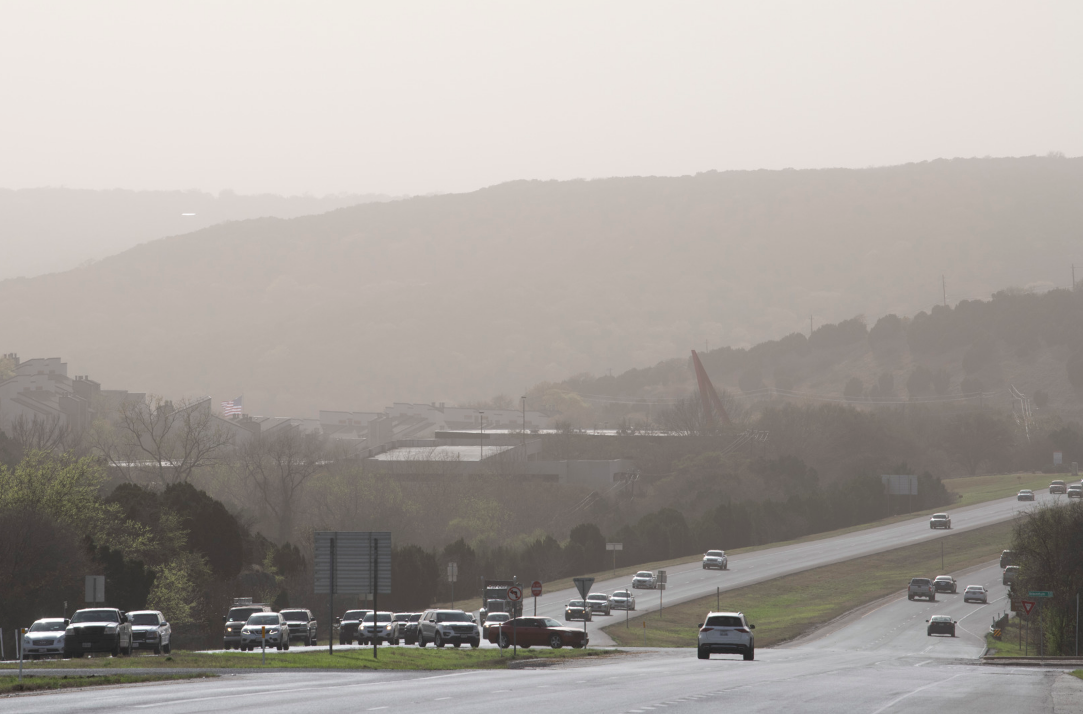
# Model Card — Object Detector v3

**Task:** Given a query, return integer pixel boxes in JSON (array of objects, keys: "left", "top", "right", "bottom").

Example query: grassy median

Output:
[
  {"left": 603, "top": 519, "right": 1015, "bottom": 648},
  {"left": 0, "top": 673, "right": 216, "bottom": 695},
  {"left": 0, "top": 647, "right": 614, "bottom": 671}
]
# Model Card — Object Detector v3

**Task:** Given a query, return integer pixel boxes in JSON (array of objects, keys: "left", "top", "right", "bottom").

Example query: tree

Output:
[
  {"left": 237, "top": 425, "right": 324, "bottom": 543},
  {"left": 162, "top": 482, "right": 244, "bottom": 578},
  {"left": 1068, "top": 352, "right": 1083, "bottom": 391},
  {"left": 568, "top": 523, "right": 606, "bottom": 573},
  {"left": 94, "top": 396, "right": 234, "bottom": 485},
  {"left": 906, "top": 366, "right": 934, "bottom": 399},
  {"left": 9, "top": 414, "right": 72, "bottom": 454},
  {"left": 943, "top": 412, "right": 1013, "bottom": 475},
  {"left": 146, "top": 551, "right": 210, "bottom": 626},
  {"left": 388, "top": 545, "right": 438, "bottom": 611}
]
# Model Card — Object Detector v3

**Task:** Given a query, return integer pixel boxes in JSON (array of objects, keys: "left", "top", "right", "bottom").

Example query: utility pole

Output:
[
  {"left": 521, "top": 396, "right": 526, "bottom": 451},
  {"left": 1074, "top": 264, "right": 1077, "bottom": 291},
  {"left": 809, "top": 314, "right": 813, "bottom": 337},
  {"left": 942, "top": 275, "right": 947, "bottom": 307},
  {"left": 478, "top": 411, "right": 485, "bottom": 461}
]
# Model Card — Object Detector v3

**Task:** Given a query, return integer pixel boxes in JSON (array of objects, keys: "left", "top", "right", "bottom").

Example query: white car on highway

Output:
[
  {"left": 22, "top": 618, "right": 67, "bottom": 659},
  {"left": 697, "top": 611, "right": 755, "bottom": 660},
  {"left": 240, "top": 612, "right": 290, "bottom": 651},
  {"left": 632, "top": 571, "right": 657, "bottom": 589},
  {"left": 963, "top": 585, "right": 988, "bottom": 603},
  {"left": 702, "top": 550, "right": 729, "bottom": 570},
  {"left": 610, "top": 589, "right": 636, "bottom": 611}
]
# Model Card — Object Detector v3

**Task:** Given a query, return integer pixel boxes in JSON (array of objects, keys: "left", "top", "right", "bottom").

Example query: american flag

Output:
[{"left": 221, "top": 396, "right": 243, "bottom": 417}]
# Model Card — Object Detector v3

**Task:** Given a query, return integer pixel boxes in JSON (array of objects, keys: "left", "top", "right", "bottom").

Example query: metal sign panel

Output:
[
  {"left": 314, "top": 531, "right": 391, "bottom": 595},
  {"left": 447, "top": 562, "right": 458, "bottom": 582},
  {"left": 880, "top": 474, "right": 918, "bottom": 496},
  {"left": 85, "top": 575, "right": 104, "bottom": 603},
  {"left": 606, "top": 543, "right": 623, "bottom": 551},
  {"left": 531, "top": 581, "right": 543, "bottom": 597},
  {"left": 573, "top": 577, "right": 595, "bottom": 599},
  {"left": 658, "top": 570, "right": 668, "bottom": 584},
  {"left": 507, "top": 586, "right": 523, "bottom": 601},
  {"left": 1028, "top": 591, "right": 1053, "bottom": 598},
  {"left": 1020, "top": 600, "right": 1036, "bottom": 615}
]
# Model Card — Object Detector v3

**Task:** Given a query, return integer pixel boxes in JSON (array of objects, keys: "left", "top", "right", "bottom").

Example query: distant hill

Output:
[
  {"left": 0, "top": 188, "right": 394, "bottom": 280},
  {"left": 1, "top": 156, "right": 1081, "bottom": 416}
]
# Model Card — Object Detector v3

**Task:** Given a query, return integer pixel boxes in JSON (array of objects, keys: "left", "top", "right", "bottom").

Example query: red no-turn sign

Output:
[
  {"left": 507, "top": 585, "right": 523, "bottom": 601},
  {"left": 531, "top": 581, "right": 543, "bottom": 597}
]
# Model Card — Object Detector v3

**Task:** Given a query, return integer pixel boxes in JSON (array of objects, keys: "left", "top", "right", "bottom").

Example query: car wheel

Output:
[
  {"left": 927, "top": 631, "right": 932, "bottom": 636},
  {"left": 698, "top": 646, "right": 710, "bottom": 660},
  {"left": 435, "top": 633, "right": 445, "bottom": 648},
  {"left": 284, "top": 641, "right": 290, "bottom": 650},
  {"left": 418, "top": 633, "right": 426, "bottom": 647},
  {"left": 112, "top": 643, "right": 120, "bottom": 657},
  {"left": 499, "top": 634, "right": 510, "bottom": 649},
  {"left": 470, "top": 640, "right": 480, "bottom": 649},
  {"left": 550, "top": 634, "right": 563, "bottom": 649},
  {"left": 908, "top": 594, "right": 913, "bottom": 600},
  {"left": 164, "top": 643, "right": 171, "bottom": 654},
  {"left": 154, "top": 644, "right": 162, "bottom": 655},
  {"left": 127, "top": 639, "right": 133, "bottom": 656},
  {"left": 453, "top": 642, "right": 462, "bottom": 648},
  {"left": 744, "top": 645, "right": 754, "bottom": 661}
]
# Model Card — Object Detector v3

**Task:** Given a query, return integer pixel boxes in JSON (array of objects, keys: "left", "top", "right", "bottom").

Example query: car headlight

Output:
[{"left": 104, "top": 624, "right": 118, "bottom": 633}]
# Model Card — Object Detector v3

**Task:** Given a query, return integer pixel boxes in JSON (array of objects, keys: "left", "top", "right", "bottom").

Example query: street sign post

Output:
[
  {"left": 658, "top": 570, "right": 668, "bottom": 614},
  {"left": 314, "top": 531, "right": 392, "bottom": 656},
  {"left": 531, "top": 580, "right": 542, "bottom": 615},
  {"left": 1028, "top": 591, "right": 1053, "bottom": 598},
  {"left": 507, "top": 586, "right": 523, "bottom": 656},
  {"left": 573, "top": 578, "right": 594, "bottom": 646},
  {"left": 448, "top": 562, "right": 458, "bottom": 608},
  {"left": 606, "top": 542, "right": 623, "bottom": 575},
  {"left": 1020, "top": 600, "right": 1036, "bottom": 616},
  {"left": 85, "top": 575, "right": 105, "bottom": 603}
]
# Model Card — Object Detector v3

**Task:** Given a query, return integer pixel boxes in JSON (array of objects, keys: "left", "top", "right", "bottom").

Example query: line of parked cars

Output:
[{"left": 20, "top": 607, "right": 173, "bottom": 660}]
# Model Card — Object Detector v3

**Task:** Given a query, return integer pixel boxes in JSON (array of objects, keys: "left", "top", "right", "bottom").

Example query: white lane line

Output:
[
  {"left": 368, "top": 708, "right": 388, "bottom": 711},
  {"left": 914, "top": 660, "right": 932, "bottom": 667},
  {"left": 434, "top": 696, "right": 452, "bottom": 701},
  {"left": 869, "top": 674, "right": 963, "bottom": 714}
]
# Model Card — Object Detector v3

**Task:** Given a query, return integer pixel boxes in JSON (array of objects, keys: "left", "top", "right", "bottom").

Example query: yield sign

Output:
[{"left": 1020, "top": 600, "right": 1036, "bottom": 615}]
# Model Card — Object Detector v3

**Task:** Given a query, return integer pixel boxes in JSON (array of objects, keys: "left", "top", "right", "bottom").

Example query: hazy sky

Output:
[{"left": 1, "top": 1, "right": 1079, "bottom": 196}]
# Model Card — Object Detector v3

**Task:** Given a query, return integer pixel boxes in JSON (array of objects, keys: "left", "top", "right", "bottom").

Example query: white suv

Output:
[
  {"left": 702, "top": 550, "right": 728, "bottom": 570},
  {"left": 697, "top": 611, "right": 755, "bottom": 660}
]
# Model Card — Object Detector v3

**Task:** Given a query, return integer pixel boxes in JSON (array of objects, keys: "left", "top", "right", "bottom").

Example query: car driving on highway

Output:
[
  {"left": 1069, "top": 484, "right": 1083, "bottom": 499},
  {"left": 416, "top": 609, "right": 480, "bottom": 648},
  {"left": 241, "top": 612, "right": 290, "bottom": 651},
  {"left": 223, "top": 602, "right": 270, "bottom": 650},
  {"left": 933, "top": 575, "right": 957, "bottom": 594},
  {"left": 963, "top": 585, "right": 988, "bottom": 603},
  {"left": 1050, "top": 479, "right": 1067, "bottom": 494},
  {"left": 586, "top": 592, "right": 612, "bottom": 616},
  {"left": 926, "top": 615, "right": 956, "bottom": 637},
  {"left": 929, "top": 513, "right": 951, "bottom": 529},
  {"left": 483, "top": 612, "right": 511, "bottom": 641},
  {"left": 485, "top": 617, "right": 588, "bottom": 649},
  {"left": 907, "top": 578, "right": 936, "bottom": 601},
  {"left": 565, "top": 599, "right": 592, "bottom": 621},
  {"left": 702, "top": 549, "right": 729, "bottom": 570},
  {"left": 632, "top": 571, "right": 657, "bottom": 589},
  {"left": 338, "top": 609, "right": 370, "bottom": 644},
  {"left": 1000, "top": 550, "right": 1014, "bottom": 568},
  {"left": 1017, "top": 489, "right": 1035, "bottom": 501},
  {"left": 697, "top": 611, "right": 755, "bottom": 661},
  {"left": 129, "top": 610, "right": 171, "bottom": 654},
  {"left": 22, "top": 618, "right": 67, "bottom": 659},
  {"left": 1003, "top": 565, "right": 1020, "bottom": 585},
  {"left": 64, "top": 608, "right": 133, "bottom": 658},
  {"left": 361, "top": 611, "right": 394, "bottom": 644},
  {"left": 280, "top": 609, "right": 317, "bottom": 646},
  {"left": 610, "top": 589, "right": 636, "bottom": 611}
]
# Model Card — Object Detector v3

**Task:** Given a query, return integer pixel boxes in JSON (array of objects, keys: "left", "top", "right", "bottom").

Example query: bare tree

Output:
[
  {"left": 238, "top": 425, "right": 325, "bottom": 543},
  {"left": 93, "top": 395, "right": 234, "bottom": 485},
  {"left": 9, "top": 414, "right": 70, "bottom": 453}
]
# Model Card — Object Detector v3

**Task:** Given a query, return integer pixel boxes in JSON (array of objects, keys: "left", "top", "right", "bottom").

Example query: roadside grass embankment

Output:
[
  {"left": 0, "top": 647, "right": 613, "bottom": 671},
  {"left": 446, "top": 473, "right": 1037, "bottom": 612},
  {"left": 603, "top": 519, "right": 1014, "bottom": 649},
  {"left": 0, "top": 673, "right": 216, "bottom": 695},
  {"left": 984, "top": 614, "right": 1064, "bottom": 658}
]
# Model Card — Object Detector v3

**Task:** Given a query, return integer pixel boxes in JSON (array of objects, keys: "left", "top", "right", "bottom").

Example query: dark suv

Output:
[
  {"left": 223, "top": 604, "right": 271, "bottom": 649},
  {"left": 280, "top": 609, "right": 318, "bottom": 646},
  {"left": 338, "top": 610, "right": 370, "bottom": 645},
  {"left": 64, "top": 608, "right": 133, "bottom": 658},
  {"left": 1000, "top": 550, "right": 1014, "bottom": 568}
]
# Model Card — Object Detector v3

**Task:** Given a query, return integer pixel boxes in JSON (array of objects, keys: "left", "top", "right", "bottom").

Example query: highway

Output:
[{"left": 536, "top": 489, "right": 1057, "bottom": 646}]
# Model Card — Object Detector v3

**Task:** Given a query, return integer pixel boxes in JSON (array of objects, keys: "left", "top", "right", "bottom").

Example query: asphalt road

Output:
[{"left": 544, "top": 489, "right": 1056, "bottom": 645}]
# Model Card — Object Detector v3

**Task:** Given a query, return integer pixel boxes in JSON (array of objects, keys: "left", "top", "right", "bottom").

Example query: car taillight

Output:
[
  {"left": 735, "top": 627, "right": 750, "bottom": 633},
  {"left": 699, "top": 627, "right": 713, "bottom": 632}
]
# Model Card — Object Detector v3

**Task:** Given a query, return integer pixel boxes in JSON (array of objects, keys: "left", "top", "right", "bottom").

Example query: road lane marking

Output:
[
  {"left": 914, "top": 660, "right": 932, "bottom": 667},
  {"left": 368, "top": 708, "right": 388, "bottom": 711},
  {"left": 434, "top": 697, "right": 451, "bottom": 700},
  {"left": 869, "top": 673, "right": 963, "bottom": 714}
]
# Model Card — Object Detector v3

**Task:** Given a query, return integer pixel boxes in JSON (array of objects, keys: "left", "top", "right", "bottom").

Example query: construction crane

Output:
[{"left": 691, "top": 350, "right": 731, "bottom": 427}]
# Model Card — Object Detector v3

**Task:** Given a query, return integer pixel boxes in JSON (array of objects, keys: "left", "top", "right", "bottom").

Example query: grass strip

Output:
[
  {"left": 603, "top": 519, "right": 1014, "bottom": 648},
  {"left": 0, "top": 673, "right": 215, "bottom": 695},
  {"left": 446, "top": 473, "right": 1040, "bottom": 611},
  {"left": 0, "top": 647, "right": 613, "bottom": 671}
]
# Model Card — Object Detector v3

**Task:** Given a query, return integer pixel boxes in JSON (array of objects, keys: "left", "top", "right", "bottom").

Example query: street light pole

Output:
[
  {"left": 521, "top": 396, "right": 526, "bottom": 451},
  {"left": 479, "top": 411, "right": 485, "bottom": 461}
]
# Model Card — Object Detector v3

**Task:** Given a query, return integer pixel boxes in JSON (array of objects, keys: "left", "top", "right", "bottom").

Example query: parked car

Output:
[
  {"left": 1050, "top": 480, "right": 1067, "bottom": 494},
  {"left": 280, "top": 609, "right": 317, "bottom": 646},
  {"left": 632, "top": 571, "right": 657, "bottom": 589},
  {"left": 361, "top": 611, "right": 394, "bottom": 644},
  {"left": 1017, "top": 489, "right": 1035, "bottom": 501},
  {"left": 223, "top": 603, "right": 271, "bottom": 649},
  {"left": 240, "top": 612, "right": 290, "bottom": 651},
  {"left": 21, "top": 618, "right": 68, "bottom": 659},
  {"left": 338, "top": 609, "right": 370, "bottom": 645},
  {"left": 416, "top": 610, "right": 480, "bottom": 648},
  {"left": 1068, "top": 484, "right": 1083, "bottom": 500},
  {"left": 926, "top": 615, "right": 956, "bottom": 637},
  {"left": 929, "top": 513, "right": 951, "bottom": 529},
  {"left": 1003, "top": 565, "right": 1020, "bottom": 585},
  {"left": 610, "top": 589, "right": 636, "bottom": 611},
  {"left": 933, "top": 575, "right": 958, "bottom": 594},
  {"left": 63, "top": 608, "right": 133, "bottom": 658},
  {"left": 386, "top": 613, "right": 413, "bottom": 645},
  {"left": 963, "top": 585, "right": 988, "bottom": 603},
  {"left": 565, "top": 600, "right": 592, "bottom": 621},
  {"left": 586, "top": 593, "right": 612, "bottom": 616},
  {"left": 128, "top": 610, "right": 171, "bottom": 654},
  {"left": 702, "top": 549, "right": 729, "bottom": 570},
  {"left": 1000, "top": 550, "right": 1014, "bottom": 568},
  {"left": 697, "top": 611, "right": 755, "bottom": 660},
  {"left": 486, "top": 617, "right": 588, "bottom": 649},
  {"left": 907, "top": 578, "right": 936, "bottom": 601}
]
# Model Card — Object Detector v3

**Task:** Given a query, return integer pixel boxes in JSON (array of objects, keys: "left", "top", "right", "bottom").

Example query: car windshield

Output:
[
  {"left": 131, "top": 614, "right": 160, "bottom": 626},
  {"left": 363, "top": 613, "right": 393, "bottom": 622},
  {"left": 911, "top": 579, "right": 930, "bottom": 586},
  {"left": 706, "top": 550, "right": 725, "bottom": 557},
  {"left": 1006, "top": 566, "right": 1020, "bottom": 572},
  {"left": 966, "top": 586, "right": 983, "bottom": 591},
  {"left": 408, "top": 614, "right": 422, "bottom": 622},
  {"left": 706, "top": 615, "right": 744, "bottom": 627},
  {"left": 935, "top": 576, "right": 952, "bottom": 581},
  {"left": 30, "top": 621, "right": 66, "bottom": 632},
  {"left": 486, "top": 613, "right": 510, "bottom": 622},
  {"left": 71, "top": 610, "right": 119, "bottom": 623},
  {"left": 569, "top": 600, "right": 585, "bottom": 607},
  {"left": 436, "top": 612, "right": 471, "bottom": 623},
  {"left": 932, "top": 514, "right": 947, "bottom": 519},
  {"left": 248, "top": 614, "right": 280, "bottom": 626},
  {"left": 280, "top": 611, "right": 309, "bottom": 622},
  {"left": 228, "top": 608, "right": 263, "bottom": 622},
  {"left": 931, "top": 616, "right": 952, "bottom": 622},
  {"left": 587, "top": 594, "right": 606, "bottom": 600},
  {"left": 343, "top": 611, "right": 367, "bottom": 620},
  {"left": 613, "top": 590, "right": 629, "bottom": 597},
  {"left": 542, "top": 618, "right": 562, "bottom": 627},
  {"left": 636, "top": 572, "right": 652, "bottom": 577}
]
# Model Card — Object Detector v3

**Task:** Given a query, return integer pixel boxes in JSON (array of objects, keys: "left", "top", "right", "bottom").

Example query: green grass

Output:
[
  {"left": 603, "top": 519, "right": 1015, "bottom": 648},
  {"left": 0, "top": 647, "right": 613, "bottom": 671},
  {"left": 984, "top": 615, "right": 1059, "bottom": 658},
  {"left": 944, "top": 473, "right": 1054, "bottom": 508},
  {"left": 0, "top": 673, "right": 215, "bottom": 695},
  {"left": 1073, "top": 670, "right": 1083, "bottom": 681}
]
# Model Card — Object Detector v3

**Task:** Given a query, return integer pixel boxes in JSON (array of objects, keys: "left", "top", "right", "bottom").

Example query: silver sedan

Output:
[{"left": 962, "top": 585, "right": 988, "bottom": 603}]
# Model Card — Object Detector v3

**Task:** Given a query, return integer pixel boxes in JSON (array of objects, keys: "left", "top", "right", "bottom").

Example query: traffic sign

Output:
[
  {"left": 993, "top": 629, "right": 1001, "bottom": 638},
  {"left": 1028, "top": 591, "right": 1053, "bottom": 598},
  {"left": 531, "top": 580, "right": 543, "bottom": 597},
  {"left": 1020, "top": 600, "right": 1036, "bottom": 615},
  {"left": 573, "top": 577, "right": 595, "bottom": 599},
  {"left": 606, "top": 543, "right": 623, "bottom": 551},
  {"left": 447, "top": 562, "right": 458, "bottom": 582},
  {"left": 507, "top": 585, "right": 523, "bottom": 602},
  {"left": 658, "top": 570, "right": 668, "bottom": 584}
]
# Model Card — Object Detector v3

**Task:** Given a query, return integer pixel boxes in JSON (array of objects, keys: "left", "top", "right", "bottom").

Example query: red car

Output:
[{"left": 485, "top": 617, "right": 589, "bottom": 649}]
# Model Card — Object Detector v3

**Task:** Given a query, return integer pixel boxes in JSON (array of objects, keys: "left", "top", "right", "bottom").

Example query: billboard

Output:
[
  {"left": 881, "top": 474, "right": 918, "bottom": 496},
  {"left": 314, "top": 531, "right": 391, "bottom": 595}
]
